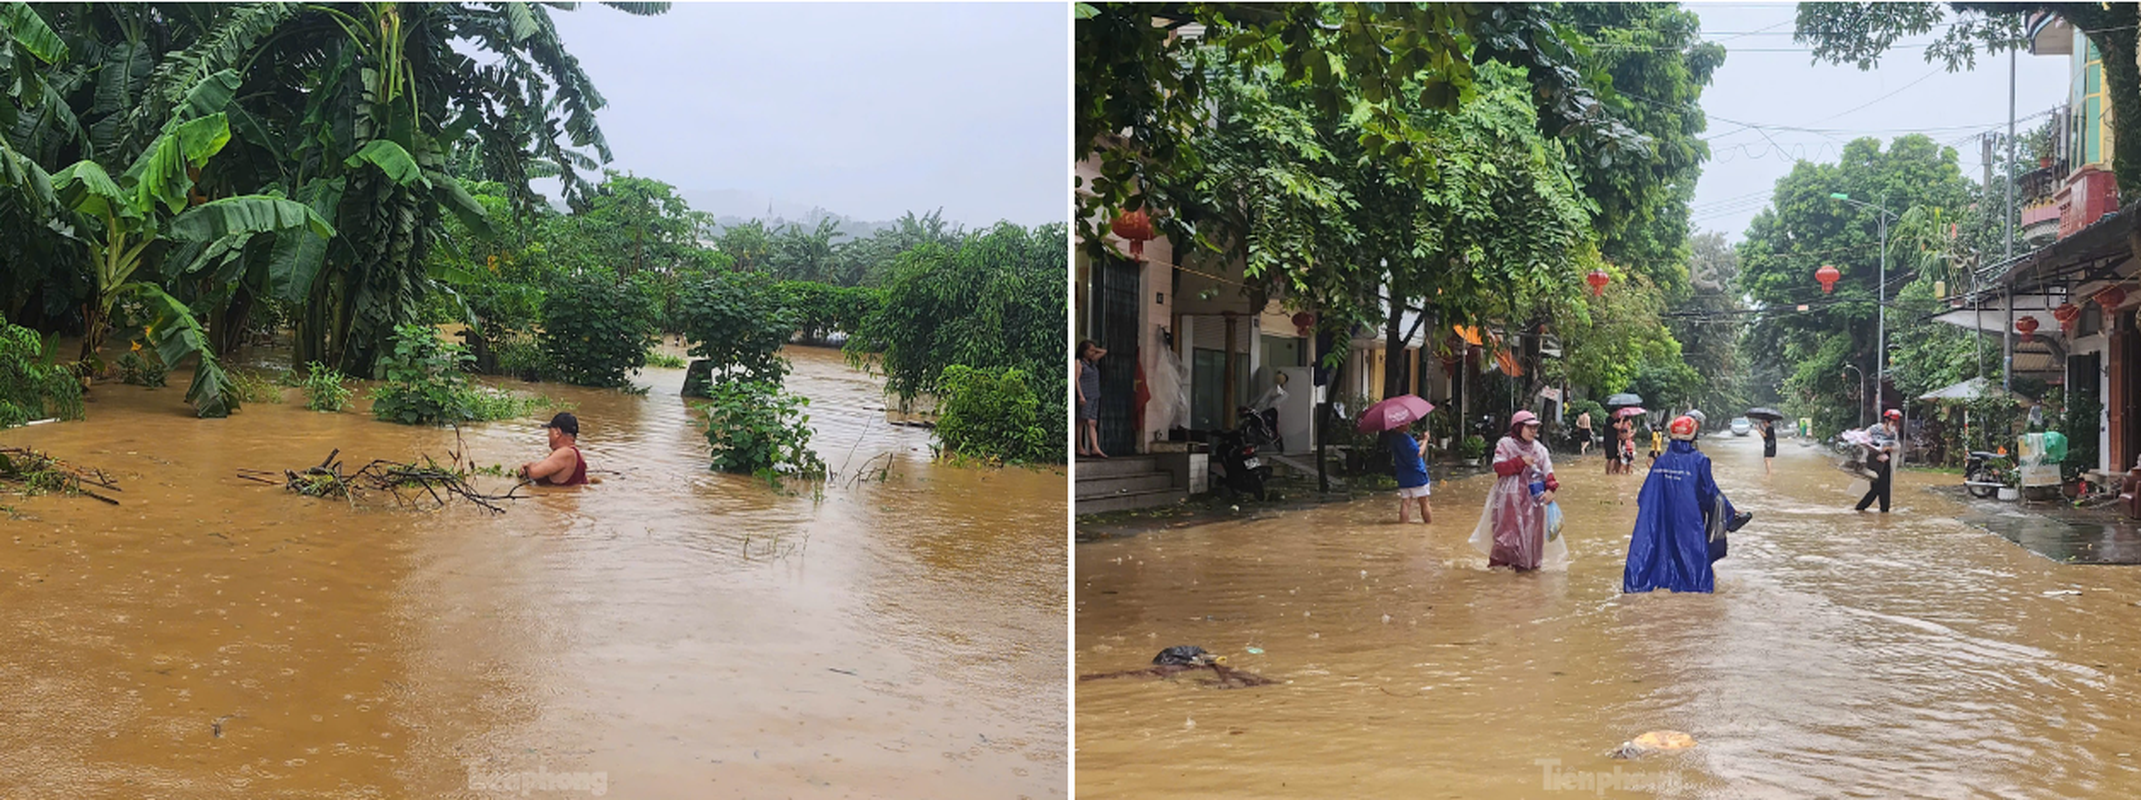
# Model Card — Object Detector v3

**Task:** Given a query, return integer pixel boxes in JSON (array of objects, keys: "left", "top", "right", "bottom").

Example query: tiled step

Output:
[
  {"left": 1075, "top": 471, "right": 1177, "bottom": 498},
  {"left": 1076, "top": 487, "right": 1188, "bottom": 515}
]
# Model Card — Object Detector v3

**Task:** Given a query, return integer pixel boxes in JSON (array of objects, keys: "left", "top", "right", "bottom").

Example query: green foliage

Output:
[
  {"left": 227, "top": 369, "right": 283, "bottom": 404},
  {"left": 0, "top": 313, "right": 80, "bottom": 427},
  {"left": 2064, "top": 387, "right": 2101, "bottom": 482},
  {"left": 644, "top": 350, "right": 686, "bottom": 370},
  {"left": 539, "top": 279, "right": 657, "bottom": 389},
  {"left": 678, "top": 269, "right": 792, "bottom": 384},
  {"left": 1459, "top": 434, "right": 1489, "bottom": 461},
  {"left": 117, "top": 349, "right": 167, "bottom": 388},
  {"left": 1737, "top": 135, "right": 1976, "bottom": 433},
  {"left": 933, "top": 365, "right": 1055, "bottom": 463},
  {"left": 849, "top": 222, "right": 1066, "bottom": 450},
  {"left": 699, "top": 379, "right": 824, "bottom": 476},
  {"left": 370, "top": 324, "right": 480, "bottom": 425},
  {"left": 778, "top": 281, "right": 883, "bottom": 344},
  {"left": 303, "top": 361, "right": 352, "bottom": 412}
]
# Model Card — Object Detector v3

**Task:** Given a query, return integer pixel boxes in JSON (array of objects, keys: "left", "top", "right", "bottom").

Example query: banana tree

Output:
[{"left": 52, "top": 109, "right": 333, "bottom": 416}]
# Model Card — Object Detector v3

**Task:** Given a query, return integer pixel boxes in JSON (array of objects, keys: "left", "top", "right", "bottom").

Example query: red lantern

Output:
[
  {"left": 2016, "top": 315, "right": 2040, "bottom": 342},
  {"left": 2053, "top": 302, "right": 2082, "bottom": 333},
  {"left": 1815, "top": 264, "right": 1841, "bottom": 294},
  {"left": 1110, "top": 208, "right": 1156, "bottom": 261},
  {"left": 2097, "top": 285, "right": 2128, "bottom": 312},
  {"left": 1586, "top": 269, "right": 1610, "bottom": 296},
  {"left": 1291, "top": 311, "right": 1316, "bottom": 336}
]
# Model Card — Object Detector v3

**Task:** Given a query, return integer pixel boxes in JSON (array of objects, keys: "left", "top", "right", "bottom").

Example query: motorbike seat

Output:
[{"left": 1967, "top": 451, "right": 2002, "bottom": 460}]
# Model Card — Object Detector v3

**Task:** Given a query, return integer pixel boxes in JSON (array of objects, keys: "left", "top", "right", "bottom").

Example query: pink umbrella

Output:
[
  {"left": 1614, "top": 406, "right": 1648, "bottom": 418},
  {"left": 1357, "top": 394, "right": 1435, "bottom": 433}
]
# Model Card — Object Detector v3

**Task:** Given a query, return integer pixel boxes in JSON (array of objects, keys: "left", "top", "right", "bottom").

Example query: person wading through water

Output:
[
  {"left": 1855, "top": 409, "right": 1901, "bottom": 513},
  {"left": 521, "top": 412, "right": 590, "bottom": 486}
]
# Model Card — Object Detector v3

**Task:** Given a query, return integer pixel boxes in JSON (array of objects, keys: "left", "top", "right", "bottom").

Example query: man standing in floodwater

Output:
[{"left": 521, "top": 412, "right": 590, "bottom": 486}]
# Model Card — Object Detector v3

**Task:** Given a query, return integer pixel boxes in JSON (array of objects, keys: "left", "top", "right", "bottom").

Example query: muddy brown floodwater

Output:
[
  {"left": 1077, "top": 433, "right": 2141, "bottom": 798},
  {"left": 0, "top": 344, "right": 1064, "bottom": 799}
]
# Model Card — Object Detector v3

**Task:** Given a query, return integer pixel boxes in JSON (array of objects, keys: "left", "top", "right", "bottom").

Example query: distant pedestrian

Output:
[
  {"left": 1469, "top": 411, "right": 1565, "bottom": 571},
  {"left": 1576, "top": 410, "right": 1594, "bottom": 456},
  {"left": 1855, "top": 409, "right": 1902, "bottom": 513},
  {"left": 1610, "top": 412, "right": 1636, "bottom": 475},
  {"left": 1076, "top": 340, "right": 1107, "bottom": 458},
  {"left": 1760, "top": 418, "right": 1777, "bottom": 475},
  {"left": 1387, "top": 426, "right": 1432, "bottom": 524}
]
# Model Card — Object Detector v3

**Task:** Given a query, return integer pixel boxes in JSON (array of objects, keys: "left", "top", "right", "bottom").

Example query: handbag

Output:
[{"left": 1706, "top": 494, "right": 1729, "bottom": 562}]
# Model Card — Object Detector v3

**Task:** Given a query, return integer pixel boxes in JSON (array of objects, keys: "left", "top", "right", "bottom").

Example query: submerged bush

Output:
[
  {"left": 0, "top": 314, "right": 81, "bottom": 427},
  {"left": 678, "top": 270, "right": 792, "bottom": 385},
  {"left": 117, "top": 349, "right": 167, "bottom": 388},
  {"left": 933, "top": 365, "right": 1051, "bottom": 463},
  {"left": 699, "top": 379, "right": 824, "bottom": 476},
  {"left": 540, "top": 280, "right": 658, "bottom": 389},
  {"left": 303, "top": 361, "right": 353, "bottom": 412}
]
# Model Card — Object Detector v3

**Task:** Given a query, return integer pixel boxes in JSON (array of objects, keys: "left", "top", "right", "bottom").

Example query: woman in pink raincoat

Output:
[{"left": 1469, "top": 410, "right": 1568, "bottom": 571}]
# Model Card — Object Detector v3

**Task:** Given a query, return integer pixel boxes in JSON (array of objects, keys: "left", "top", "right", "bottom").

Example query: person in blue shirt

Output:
[
  {"left": 1623, "top": 415, "right": 1752, "bottom": 593},
  {"left": 1387, "top": 426, "right": 1432, "bottom": 524}
]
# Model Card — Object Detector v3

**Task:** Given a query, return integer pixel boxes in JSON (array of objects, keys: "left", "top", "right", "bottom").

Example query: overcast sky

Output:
[
  {"left": 546, "top": 3, "right": 1067, "bottom": 228},
  {"left": 1688, "top": 2, "right": 2069, "bottom": 241}
]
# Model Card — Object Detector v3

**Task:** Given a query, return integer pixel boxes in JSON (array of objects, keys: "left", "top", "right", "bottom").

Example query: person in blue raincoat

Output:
[{"left": 1623, "top": 415, "right": 1751, "bottom": 594}]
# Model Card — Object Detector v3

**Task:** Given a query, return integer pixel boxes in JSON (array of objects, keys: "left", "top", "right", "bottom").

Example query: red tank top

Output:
[{"left": 547, "top": 446, "right": 588, "bottom": 486}]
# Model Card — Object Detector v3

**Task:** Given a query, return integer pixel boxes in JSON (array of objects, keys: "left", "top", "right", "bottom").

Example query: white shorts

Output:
[{"left": 1398, "top": 484, "right": 1432, "bottom": 499}]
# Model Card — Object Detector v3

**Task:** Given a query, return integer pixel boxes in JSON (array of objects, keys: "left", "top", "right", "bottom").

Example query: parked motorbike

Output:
[
  {"left": 1963, "top": 450, "right": 2011, "bottom": 499},
  {"left": 1236, "top": 405, "right": 1282, "bottom": 452},
  {"left": 1210, "top": 419, "right": 1272, "bottom": 501}
]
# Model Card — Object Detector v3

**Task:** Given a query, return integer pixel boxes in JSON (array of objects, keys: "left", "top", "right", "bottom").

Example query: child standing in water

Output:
[{"left": 1388, "top": 426, "right": 1432, "bottom": 523}]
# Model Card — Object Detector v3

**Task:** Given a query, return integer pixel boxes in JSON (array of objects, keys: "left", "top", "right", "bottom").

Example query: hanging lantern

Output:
[
  {"left": 1109, "top": 209, "right": 1156, "bottom": 261},
  {"left": 2016, "top": 315, "right": 2040, "bottom": 342},
  {"left": 1291, "top": 311, "right": 1316, "bottom": 336},
  {"left": 2053, "top": 302, "right": 2082, "bottom": 333},
  {"left": 1816, "top": 264, "right": 1841, "bottom": 294},
  {"left": 1586, "top": 269, "right": 1610, "bottom": 296},
  {"left": 2097, "top": 285, "right": 2128, "bottom": 312}
]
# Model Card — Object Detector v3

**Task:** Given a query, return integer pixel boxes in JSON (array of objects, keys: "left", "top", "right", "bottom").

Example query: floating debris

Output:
[
  {"left": 0, "top": 446, "right": 120, "bottom": 505},
  {"left": 1611, "top": 730, "right": 1696, "bottom": 759},
  {"left": 237, "top": 448, "right": 527, "bottom": 514},
  {"left": 1077, "top": 647, "right": 1277, "bottom": 689}
]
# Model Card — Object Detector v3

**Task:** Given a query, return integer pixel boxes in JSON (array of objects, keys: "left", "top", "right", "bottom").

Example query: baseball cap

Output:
[{"left": 543, "top": 412, "right": 579, "bottom": 436}]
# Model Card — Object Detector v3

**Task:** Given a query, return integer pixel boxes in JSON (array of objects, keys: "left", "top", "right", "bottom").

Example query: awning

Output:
[{"left": 1918, "top": 377, "right": 2032, "bottom": 403}]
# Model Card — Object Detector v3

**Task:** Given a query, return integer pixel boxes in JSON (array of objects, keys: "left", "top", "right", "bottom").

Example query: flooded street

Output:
[
  {"left": 0, "top": 345, "right": 1065, "bottom": 799},
  {"left": 1077, "top": 433, "right": 2141, "bottom": 798}
]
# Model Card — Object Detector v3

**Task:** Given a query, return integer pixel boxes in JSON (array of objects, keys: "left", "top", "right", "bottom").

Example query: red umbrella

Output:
[{"left": 1358, "top": 394, "right": 1435, "bottom": 433}]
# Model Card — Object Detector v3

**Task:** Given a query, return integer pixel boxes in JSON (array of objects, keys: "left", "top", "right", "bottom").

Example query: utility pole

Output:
[{"left": 2006, "top": 46, "right": 2017, "bottom": 261}]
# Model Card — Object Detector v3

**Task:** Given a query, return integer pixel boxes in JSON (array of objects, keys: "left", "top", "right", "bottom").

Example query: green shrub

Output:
[
  {"left": 0, "top": 314, "right": 81, "bottom": 427},
  {"left": 493, "top": 334, "right": 549, "bottom": 380},
  {"left": 228, "top": 369, "right": 284, "bottom": 404},
  {"left": 540, "top": 280, "right": 658, "bottom": 388},
  {"left": 303, "top": 361, "right": 354, "bottom": 412},
  {"left": 933, "top": 365, "right": 1053, "bottom": 462},
  {"left": 118, "top": 349, "right": 168, "bottom": 388},
  {"left": 679, "top": 270, "right": 793, "bottom": 384},
  {"left": 699, "top": 379, "right": 824, "bottom": 476},
  {"left": 1460, "top": 434, "right": 1489, "bottom": 460},
  {"left": 645, "top": 350, "right": 687, "bottom": 369},
  {"left": 468, "top": 385, "right": 570, "bottom": 420},
  {"left": 372, "top": 325, "right": 482, "bottom": 425}
]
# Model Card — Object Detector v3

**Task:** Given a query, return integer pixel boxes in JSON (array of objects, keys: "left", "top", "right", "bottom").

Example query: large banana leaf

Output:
[
  {"left": 0, "top": 3, "right": 66, "bottom": 64},
  {"left": 428, "top": 170, "right": 494, "bottom": 238},
  {"left": 170, "top": 194, "right": 335, "bottom": 242},
  {"left": 0, "top": 133, "right": 52, "bottom": 213},
  {"left": 130, "top": 282, "right": 236, "bottom": 418},
  {"left": 51, "top": 160, "right": 130, "bottom": 222},
  {"left": 267, "top": 177, "right": 345, "bottom": 305},
  {"left": 344, "top": 139, "right": 427, "bottom": 187},
  {"left": 175, "top": 68, "right": 241, "bottom": 120},
  {"left": 125, "top": 113, "right": 232, "bottom": 215}
]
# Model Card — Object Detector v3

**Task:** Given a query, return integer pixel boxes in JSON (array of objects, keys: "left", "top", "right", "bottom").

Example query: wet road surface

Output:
[
  {"left": 1076, "top": 433, "right": 2141, "bottom": 798},
  {"left": 0, "top": 345, "right": 1065, "bottom": 798}
]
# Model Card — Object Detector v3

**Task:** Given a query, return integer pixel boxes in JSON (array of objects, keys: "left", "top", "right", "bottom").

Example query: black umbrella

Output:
[
  {"left": 1606, "top": 393, "right": 1643, "bottom": 408},
  {"left": 1745, "top": 407, "right": 1785, "bottom": 422}
]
